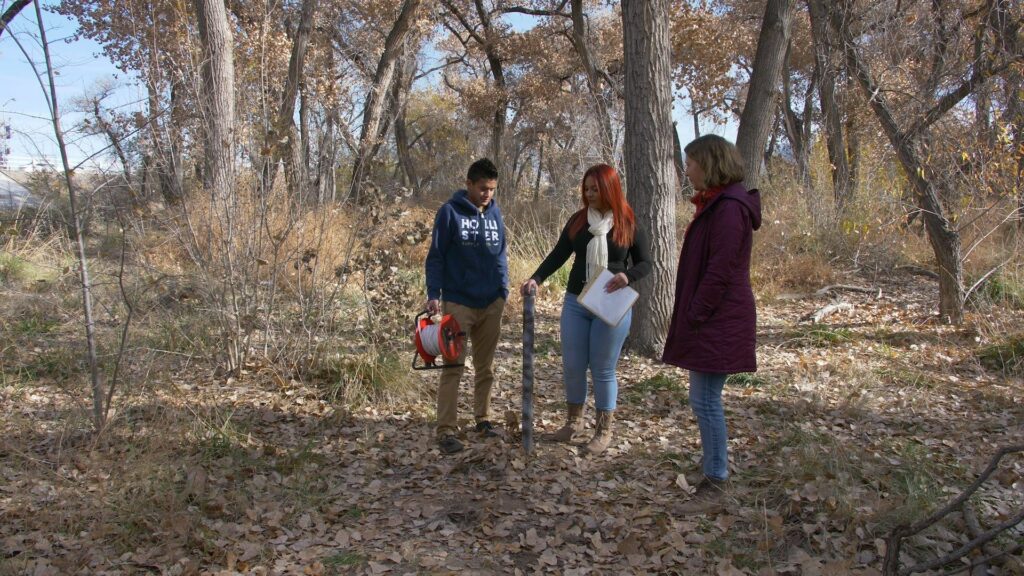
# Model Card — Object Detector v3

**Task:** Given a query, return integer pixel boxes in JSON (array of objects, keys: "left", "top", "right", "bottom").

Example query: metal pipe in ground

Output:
[{"left": 521, "top": 289, "right": 535, "bottom": 455}]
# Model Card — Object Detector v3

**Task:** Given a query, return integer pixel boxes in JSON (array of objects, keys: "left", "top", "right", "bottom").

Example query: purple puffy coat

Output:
[{"left": 662, "top": 182, "right": 761, "bottom": 374}]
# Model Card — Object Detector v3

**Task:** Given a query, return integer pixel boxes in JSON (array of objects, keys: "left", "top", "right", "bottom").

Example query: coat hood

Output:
[
  {"left": 449, "top": 189, "right": 497, "bottom": 216},
  {"left": 716, "top": 182, "right": 762, "bottom": 231}
]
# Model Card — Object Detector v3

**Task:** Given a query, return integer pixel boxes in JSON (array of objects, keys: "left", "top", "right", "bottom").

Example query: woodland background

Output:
[{"left": 0, "top": 0, "right": 1022, "bottom": 574}]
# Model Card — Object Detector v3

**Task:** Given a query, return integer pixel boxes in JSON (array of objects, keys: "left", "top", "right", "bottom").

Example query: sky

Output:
[
  {"left": 0, "top": 2, "right": 142, "bottom": 171},
  {"left": 0, "top": 4, "right": 734, "bottom": 173}
]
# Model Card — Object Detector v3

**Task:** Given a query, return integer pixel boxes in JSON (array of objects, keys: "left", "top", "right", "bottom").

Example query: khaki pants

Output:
[{"left": 436, "top": 297, "right": 505, "bottom": 436}]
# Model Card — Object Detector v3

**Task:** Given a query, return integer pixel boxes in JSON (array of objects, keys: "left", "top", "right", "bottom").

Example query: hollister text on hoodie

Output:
[{"left": 425, "top": 190, "right": 509, "bottom": 309}]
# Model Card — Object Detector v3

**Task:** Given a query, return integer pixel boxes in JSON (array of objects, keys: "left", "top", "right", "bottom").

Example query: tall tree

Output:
[
  {"left": 807, "top": 0, "right": 853, "bottom": 212},
  {"left": 779, "top": 40, "right": 815, "bottom": 200},
  {"left": 828, "top": 0, "right": 1021, "bottom": 323},
  {"left": 195, "top": 0, "right": 234, "bottom": 202},
  {"left": 392, "top": 42, "right": 420, "bottom": 192},
  {"left": 440, "top": 0, "right": 511, "bottom": 179},
  {"left": 622, "top": 0, "right": 676, "bottom": 355},
  {"left": 349, "top": 0, "right": 422, "bottom": 202},
  {"left": 263, "top": 0, "right": 317, "bottom": 198},
  {"left": 33, "top": 0, "right": 104, "bottom": 431},
  {"left": 992, "top": 0, "right": 1024, "bottom": 226},
  {"left": 570, "top": 0, "right": 615, "bottom": 161},
  {"left": 736, "top": 0, "right": 795, "bottom": 189}
]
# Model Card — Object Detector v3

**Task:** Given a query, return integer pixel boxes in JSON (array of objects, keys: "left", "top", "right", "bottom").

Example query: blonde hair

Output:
[{"left": 684, "top": 135, "right": 746, "bottom": 189}]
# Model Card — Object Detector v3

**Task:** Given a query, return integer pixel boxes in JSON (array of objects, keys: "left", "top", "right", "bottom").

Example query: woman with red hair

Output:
[{"left": 520, "top": 164, "right": 651, "bottom": 455}]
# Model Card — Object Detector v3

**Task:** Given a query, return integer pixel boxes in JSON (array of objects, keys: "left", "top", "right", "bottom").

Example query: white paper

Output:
[{"left": 577, "top": 267, "right": 639, "bottom": 327}]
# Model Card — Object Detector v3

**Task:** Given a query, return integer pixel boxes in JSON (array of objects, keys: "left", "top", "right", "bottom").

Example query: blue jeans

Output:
[
  {"left": 560, "top": 293, "right": 632, "bottom": 411},
  {"left": 689, "top": 371, "right": 729, "bottom": 481}
]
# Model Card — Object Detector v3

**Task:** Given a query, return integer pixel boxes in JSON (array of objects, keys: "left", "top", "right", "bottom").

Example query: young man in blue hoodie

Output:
[{"left": 425, "top": 158, "right": 509, "bottom": 454}]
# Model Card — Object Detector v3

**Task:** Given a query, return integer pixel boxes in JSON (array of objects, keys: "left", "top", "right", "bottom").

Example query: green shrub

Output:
[
  {"left": 312, "top": 350, "right": 420, "bottom": 407},
  {"left": 971, "top": 272, "right": 1024, "bottom": 310},
  {"left": 977, "top": 333, "right": 1024, "bottom": 376},
  {"left": 21, "top": 347, "right": 82, "bottom": 381},
  {"left": 870, "top": 442, "right": 951, "bottom": 535},
  {"left": 0, "top": 252, "right": 28, "bottom": 284},
  {"left": 11, "top": 316, "right": 59, "bottom": 336}
]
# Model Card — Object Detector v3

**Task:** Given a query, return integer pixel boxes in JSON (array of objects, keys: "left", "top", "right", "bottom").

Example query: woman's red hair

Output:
[{"left": 568, "top": 164, "right": 636, "bottom": 247}]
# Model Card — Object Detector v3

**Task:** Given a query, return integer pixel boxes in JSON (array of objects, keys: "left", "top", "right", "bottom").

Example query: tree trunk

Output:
[
  {"left": 393, "top": 45, "right": 419, "bottom": 192},
  {"left": 195, "top": 0, "right": 235, "bottom": 203},
  {"left": 829, "top": 3, "right": 964, "bottom": 323},
  {"left": 146, "top": 82, "right": 184, "bottom": 203},
  {"left": 571, "top": 0, "right": 615, "bottom": 161},
  {"left": 808, "top": 0, "right": 852, "bottom": 213},
  {"left": 35, "top": 0, "right": 104, "bottom": 432},
  {"left": 780, "top": 42, "right": 813, "bottom": 196},
  {"left": 195, "top": 0, "right": 240, "bottom": 372},
  {"left": 317, "top": 108, "right": 337, "bottom": 204},
  {"left": 440, "top": 0, "right": 511, "bottom": 178},
  {"left": 262, "top": 0, "right": 316, "bottom": 197},
  {"left": 845, "top": 77, "right": 860, "bottom": 196},
  {"left": 300, "top": 83, "right": 311, "bottom": 182},
  {"left": 994, "top": 0, "right": 1024, "bottom": 226},
  {"left": 350, "top": 0, "right": 421, "bottom": 202},
  {"left": 533, "top": 138, "right": 544, "bottom": 201},
  {"left": 671, "top": 121, "right": 686, "bottom": 195},
  {"left": 736, "top": 0, "right": 795, "bottom": 189},
  {"left": 622, "top": 0, "right": 676, "bottom": 356},
  {"left": 476, "top": 0, "right": 509, "bottom": 179}
]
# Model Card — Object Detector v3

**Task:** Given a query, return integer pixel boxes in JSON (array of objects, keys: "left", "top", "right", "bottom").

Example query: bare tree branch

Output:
[
  {"left": 440, "top": 0, "right": 486, "bottom": 46},
  {"left": 0, "top": 0, "right": 31, "bottom": 40},
  {"left": 500, "top": 1, "right": 570, "bottom": 18},
  {"left": 905, "top": 57, "right": 1021, "bottom": 139},
  {"left": 884, "top": 444, "right": 1024, "bottom": 576}
]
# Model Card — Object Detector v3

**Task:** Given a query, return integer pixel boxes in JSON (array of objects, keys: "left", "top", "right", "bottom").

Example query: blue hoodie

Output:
[{"left": 425, "top": 190, "right": 509, "bottom": 308}]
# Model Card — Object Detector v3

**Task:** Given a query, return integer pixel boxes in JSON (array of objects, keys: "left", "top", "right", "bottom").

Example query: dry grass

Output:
[{"left": 2, "top": 156, "right": 1023, "bottom": 573}]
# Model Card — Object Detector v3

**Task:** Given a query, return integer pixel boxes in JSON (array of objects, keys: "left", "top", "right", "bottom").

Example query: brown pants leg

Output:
[{"left": 435, "top": 298, "right": 505, "bottom": 436}]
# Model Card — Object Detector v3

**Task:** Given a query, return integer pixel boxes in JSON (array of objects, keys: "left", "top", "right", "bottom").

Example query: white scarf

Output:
[{"left": 586, "top": 207, "right": 614, "bottom": 281}]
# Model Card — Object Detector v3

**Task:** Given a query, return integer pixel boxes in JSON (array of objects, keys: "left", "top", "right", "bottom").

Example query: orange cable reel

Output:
[{"left": 412, "top": 310, "right": 465, "bottom": 370}]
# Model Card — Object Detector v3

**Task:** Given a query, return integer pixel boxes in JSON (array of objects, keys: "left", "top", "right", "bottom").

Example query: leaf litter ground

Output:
[{"left": 1, "top": 272, "right": 1022, "bottom": 575}]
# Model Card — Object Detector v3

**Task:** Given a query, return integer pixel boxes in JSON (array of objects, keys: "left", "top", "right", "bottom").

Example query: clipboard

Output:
[{"left": 577, "top": 267, "right": 639, "bottom": 327}]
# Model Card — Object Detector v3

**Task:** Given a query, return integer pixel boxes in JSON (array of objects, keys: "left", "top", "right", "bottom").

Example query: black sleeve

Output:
[
  {"left": 530, "top": 219, "right": 575, "bottom": 284},
  {"left": 624, "top": 227, "right": 653, "bottom": 283}
]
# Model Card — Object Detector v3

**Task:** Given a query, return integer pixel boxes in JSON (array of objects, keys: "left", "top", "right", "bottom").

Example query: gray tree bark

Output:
[
  {"left": 195, "top": 0, "right": 240, "bottom": 372},
  {"left": 808, "top": 0, "right": 852, "bottom": 212},
  {"left": 393, "top": 45, "right": 419, "bottom": 192},
  {"left": 672, "top": 121, "right": 686, "bottom": 196},
  {"left": 736, "top": 0, "right": 795, "bottom": 189},
  {"left": 780, "top": 43, "right": 814, "bottom": 197},
  {"left": 264, "top": 0, "right": 317, "bottom": 198},
  {"left": 829, "top": 3, "right": 965, "bottom": 323},
  {"left": 571, "top": 0, "right": 615, "bottom": 162},
  {"left": 622, "top": 0, "right": 676, "bottom": 356},
  {"left": 993, "top": 0, "right": 1024, "bottom": 226},
  {"left": 35, "top": 0, "right": 104, "bottom": 431},
  {"left": 350, "top": 0, "right": 421, "bottom": 202},
  {"left": 195, "top": 0, "right": 235, "bottom": 202}
]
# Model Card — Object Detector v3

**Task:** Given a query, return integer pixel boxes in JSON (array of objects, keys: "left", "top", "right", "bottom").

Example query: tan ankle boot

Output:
[
  {"left": 551, "top": 403, "right": 585, "bottom": 442},
  {"left": 585, "top": 410, "right": 614, "bottom": 455}
]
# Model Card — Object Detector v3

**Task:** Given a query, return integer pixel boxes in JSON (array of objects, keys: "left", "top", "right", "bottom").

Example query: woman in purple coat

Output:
[{"left": 662, "top": 135, "right": 761, "bottom": 514}]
